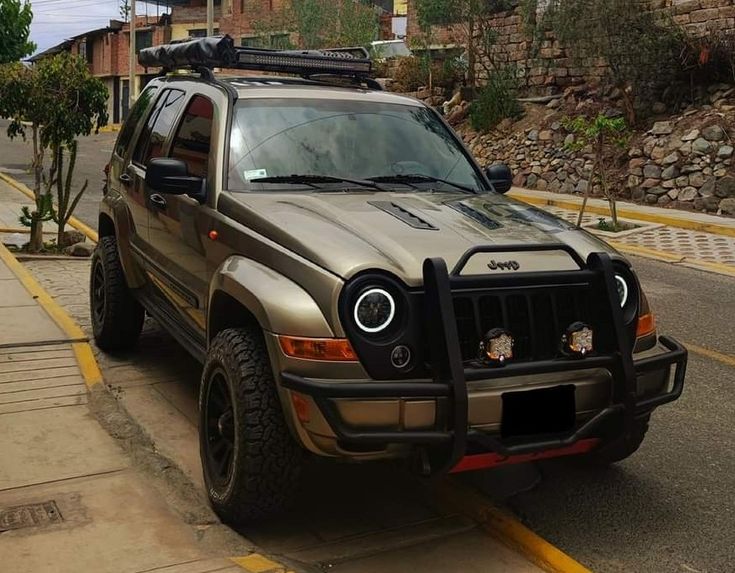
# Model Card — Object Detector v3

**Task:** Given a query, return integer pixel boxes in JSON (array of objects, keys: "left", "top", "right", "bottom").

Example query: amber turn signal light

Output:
[
  {"left": 279, "top": 336, "right": 357, "bottom": 362},
  {"left": 636, "top": 312, "right": 656, "bottom": 338}
]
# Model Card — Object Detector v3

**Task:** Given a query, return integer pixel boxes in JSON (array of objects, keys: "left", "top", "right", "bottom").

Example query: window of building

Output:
[
  {"left": 136, "top": 30, "right": 153, "bottom": 53},
  {"left": 270, "top": 33, "right": 291, "bottom": 49},
  {"left": 189, "top": 28, "right": 219, "bottom": 38},
  {"left": 241, "top": 33, "right": 291, "bottom": 49},
  {"left": 133, "top": 89, "right": 186, "bottom": 166},
  {"left": 241, "top": 35, "right": 265, "bottom": 48},
  {"left": 170, "top": 96, "right": 215, "bottom": 178}
]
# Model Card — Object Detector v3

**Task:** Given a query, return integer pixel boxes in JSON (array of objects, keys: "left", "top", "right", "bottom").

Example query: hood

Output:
[{"left": 220, "top": 190, "right": 615, "bottom": 286}]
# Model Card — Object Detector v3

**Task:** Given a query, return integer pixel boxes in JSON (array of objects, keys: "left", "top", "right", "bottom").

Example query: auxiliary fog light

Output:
[
  {"left": 563, "top": 322, "right": 594, "bottom": 357},
  {"left": 479, "top": 328, "right": 514, "bottom": 365}
]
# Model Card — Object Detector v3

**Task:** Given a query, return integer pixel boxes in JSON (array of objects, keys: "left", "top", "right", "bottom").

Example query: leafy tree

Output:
[
  {"left": 538, "top": 0, "right": 680, "bottom": 125},
  {"left": 249, "top": 0, "right": 378, "bottom": 50},
  {"left": 0, "top": 53, "right": 108, "bottom": 251},
  {"left": 415, "top": 0, "right": 512, "bottom": 87},
  {"left": 0, "top": 0, "right": 35, "bottom": 63},
  {"left": 563, "top": 114, "right": 629, "bottom": 229}
]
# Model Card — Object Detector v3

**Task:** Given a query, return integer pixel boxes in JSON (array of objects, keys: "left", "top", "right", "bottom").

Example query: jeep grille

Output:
[{"left": 453, "top": 286, "right": 594, "bottom": 363}]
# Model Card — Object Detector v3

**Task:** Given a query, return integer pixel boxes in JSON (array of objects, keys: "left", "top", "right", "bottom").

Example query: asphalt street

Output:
[{"left": 2, "top": 123, "right": 734, "bottom": 572}]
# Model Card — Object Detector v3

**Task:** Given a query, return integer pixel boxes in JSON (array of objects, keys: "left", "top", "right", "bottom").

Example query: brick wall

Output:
[{"left": 406, "top": 0, "right": 735, "bottom": 93}]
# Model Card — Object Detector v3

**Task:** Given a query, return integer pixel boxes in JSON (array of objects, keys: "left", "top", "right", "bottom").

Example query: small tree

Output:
[
  {"left": 0, "top": 0, "right": 36, "bottom": 64},
  {"left": 415, "top": 0, "right": 512, "bottom": 87},
  {"left": 35, "top": 53, "right": 108, "bottom": 246},
  {"left": 539, "top": 0, "right": 679, "bottom": 125},
  {"left": 250, "top": 0, "right": 378, "bottom": 50},
  {"left": 563, "top": 114, "right": 629, "bottom": 229},
  {"left": 0, "top": 62, "right": 52, "bottom": 251},
  {"left": 0, "top": 54, "right": 108, "bottom": 250}
]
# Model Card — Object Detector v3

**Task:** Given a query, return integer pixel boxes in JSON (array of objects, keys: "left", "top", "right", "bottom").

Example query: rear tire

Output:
[
  {"left": 584, "top": 415, "right": 650, "bottom": 466},
  {"left": 199, "top": 326, "right": 302, "bottom": 524},
  {"left": 90, "top": 236, "right": 144, "bottom": 351}
]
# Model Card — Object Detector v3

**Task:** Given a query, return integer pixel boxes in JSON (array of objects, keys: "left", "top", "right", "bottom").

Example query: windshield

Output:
[{"left": 227, "top": 99, "right": 486, "bottom": 192}]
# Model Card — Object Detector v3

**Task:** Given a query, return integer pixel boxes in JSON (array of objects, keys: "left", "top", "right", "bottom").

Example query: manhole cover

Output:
[{"left": 0, "top": 501, "right": 63, "bottom": 532}]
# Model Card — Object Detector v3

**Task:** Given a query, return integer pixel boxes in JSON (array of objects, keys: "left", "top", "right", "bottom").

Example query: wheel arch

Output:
[
  {"left": 99, "top": 194, "right": 147, "bottom": 289},
  {"left": 207, "top": 256, "right": 335, "bottom": 346}
]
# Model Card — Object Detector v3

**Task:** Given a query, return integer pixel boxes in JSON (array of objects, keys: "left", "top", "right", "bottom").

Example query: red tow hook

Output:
[{"left": 450, "top": 438, "right": 601, "bottom": 474}]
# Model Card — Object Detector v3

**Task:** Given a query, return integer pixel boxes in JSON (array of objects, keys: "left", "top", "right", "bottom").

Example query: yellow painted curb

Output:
[
  {"left": 231, "top": 553, "right": 293, "bottom": 573},
  {"left": 99, "top": 124, "right": 121, "bottom": 133},
  {"left": 509, "top": 190, "right": 735, "bottom": 238},
  {"left": 0, "top": 171, "right": 99, "bottom": 243},
  {"left": 436, "top": 480, "right": 592, "bottom": 573},
  {"left": 0, "top": 242, "right": 102, "bottom": 389},
  {"left": 685, "top": 342, "right": 735, "bottom": 369},
  {"left": 606, "top": 240, "right": 735, "bottom": 278}
]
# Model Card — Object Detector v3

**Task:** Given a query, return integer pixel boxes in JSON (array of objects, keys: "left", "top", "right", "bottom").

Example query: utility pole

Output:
[
  {"left": 129, "top": 0, "right": 137, "bottom": 108},
  {"left": 206, "top": 0, "right": 214, "bottom": 36}
]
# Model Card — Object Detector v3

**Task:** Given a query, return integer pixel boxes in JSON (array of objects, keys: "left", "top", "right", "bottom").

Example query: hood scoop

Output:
[
  {"left": 369, "top": 201, "right": 438, "bottom": 231},
  {"left": 447, "top": 200, "right": 501, "bottom": 231}
]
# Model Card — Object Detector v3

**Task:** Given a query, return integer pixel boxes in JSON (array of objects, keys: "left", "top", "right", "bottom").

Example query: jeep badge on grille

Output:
[{"left": 487, "top": 260, "right": 521, "bottom": 271}]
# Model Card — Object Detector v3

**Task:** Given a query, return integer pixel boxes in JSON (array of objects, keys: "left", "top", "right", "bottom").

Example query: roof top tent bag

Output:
[{"left": 138, "top": 35, "right": 374, "bottom": 81}]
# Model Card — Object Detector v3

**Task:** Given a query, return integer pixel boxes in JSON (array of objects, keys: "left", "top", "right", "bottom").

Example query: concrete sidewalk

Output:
[
  {"left": 510, "top": 187, "right": 735, "bottom": 276},
  {"left": 0, "top": 248, "right": 249, "bottom": 573}
]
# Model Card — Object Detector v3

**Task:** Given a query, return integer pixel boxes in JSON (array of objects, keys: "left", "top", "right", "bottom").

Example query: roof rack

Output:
[{"left": 139, "top": 35, "right": 379, "bottom": 89}]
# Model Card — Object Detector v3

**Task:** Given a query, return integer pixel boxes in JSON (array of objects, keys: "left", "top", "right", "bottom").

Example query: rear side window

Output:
[
  {"left": 170, "top": 95, "right": 215, "bottom": 178},
  {"left": 114, "top": 85, "right": 158, "bottom": 158},
  {"left": 133, "top": 89, "right": 186, "bottom": 167}
]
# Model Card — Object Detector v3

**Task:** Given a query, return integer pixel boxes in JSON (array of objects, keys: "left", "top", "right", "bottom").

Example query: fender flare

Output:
[
  {"left": 208, "top": 256, "right": 335, "bottom": 341},
  {"left": 100, "top": 192, "right": 147, "bottom": 289}
]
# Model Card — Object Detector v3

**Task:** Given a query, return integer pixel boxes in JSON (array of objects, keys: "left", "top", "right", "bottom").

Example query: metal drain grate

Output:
[{"left": 0, "top": 501, "right": 63, "bottom": 532}]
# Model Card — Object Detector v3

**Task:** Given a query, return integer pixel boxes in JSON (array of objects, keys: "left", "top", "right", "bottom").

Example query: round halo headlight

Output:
[
  {"left": 354, "top": 288, "right": 396, "bottom": 334},
  {"left": 615, "top": 274, "right": 629, "bottom": 308}
]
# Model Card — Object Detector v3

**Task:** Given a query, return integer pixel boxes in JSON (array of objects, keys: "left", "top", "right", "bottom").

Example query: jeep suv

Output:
[{"left": 91, "top": 37, "right": 687, "bottom": 523}]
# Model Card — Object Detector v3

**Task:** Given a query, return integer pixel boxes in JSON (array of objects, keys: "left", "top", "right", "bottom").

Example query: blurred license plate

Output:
[{"left": 501, "top": 385, "right": 576, "bottom": 438}]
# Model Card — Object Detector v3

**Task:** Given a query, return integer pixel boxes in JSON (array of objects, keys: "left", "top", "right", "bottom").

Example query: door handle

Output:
[
  {"left": 149, "top": 193, "right": 167, "bottom": 210},
  {"left": 119, "top": 172, "right": 132, "bottom": 185}
]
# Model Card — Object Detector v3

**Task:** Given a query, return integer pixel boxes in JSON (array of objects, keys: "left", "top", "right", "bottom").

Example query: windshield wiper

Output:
[
  {"left": 367, "top": 174, "right": 476, "bottom": 194},
  {"left": 250, "top": 174, "right": 384, "bottom": 191}
]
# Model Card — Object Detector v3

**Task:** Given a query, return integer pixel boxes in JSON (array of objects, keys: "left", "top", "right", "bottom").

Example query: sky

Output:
[{"left": 29, "top": 0, "right": 170, "bottom": 55}]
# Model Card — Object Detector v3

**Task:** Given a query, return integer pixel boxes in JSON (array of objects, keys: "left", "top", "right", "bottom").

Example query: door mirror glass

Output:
[
  {"left": 485, "top": 163, "right": 513, "bottom": 194},
  {"left": 146, "top": 158, "right": 205, "bottom": 202}
]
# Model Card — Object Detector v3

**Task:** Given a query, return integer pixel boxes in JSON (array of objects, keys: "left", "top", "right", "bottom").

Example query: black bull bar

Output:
[{"left": 282, "top": 248, "right": 688, "bottom": 476}]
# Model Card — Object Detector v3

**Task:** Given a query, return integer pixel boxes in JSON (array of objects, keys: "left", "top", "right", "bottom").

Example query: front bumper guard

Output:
[{"left": 282, "top": 250, "right": 688, "bottom": 475}]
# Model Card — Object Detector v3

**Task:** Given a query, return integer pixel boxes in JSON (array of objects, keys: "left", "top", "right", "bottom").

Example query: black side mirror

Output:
[
  {"left": 485, "top": 163, "right": 513, "bottom": 194},
  {"left": 146, "top": 158, "right": 205, "bottom": 203}
]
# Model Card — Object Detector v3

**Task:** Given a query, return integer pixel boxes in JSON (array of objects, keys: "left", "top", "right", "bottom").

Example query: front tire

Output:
[
  {"left": 90, "top": 236, "right": 144, "bottom": 351},
  {"left": 583, "top": 414, "right": 650, "bottom": 466},
  {"left": 199, "top": 326, "right": 302, "bottom": 523}
]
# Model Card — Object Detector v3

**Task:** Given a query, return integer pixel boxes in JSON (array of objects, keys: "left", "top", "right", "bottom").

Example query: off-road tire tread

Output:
[
  {"left": 91, "top": 236, "right": 144, "bottom": 350},
  {"left": 201, "top": 327, "right": 302, "bottom": 524},
  {"left": 586, "top": 415, "right": 650, "bottom": 466}
]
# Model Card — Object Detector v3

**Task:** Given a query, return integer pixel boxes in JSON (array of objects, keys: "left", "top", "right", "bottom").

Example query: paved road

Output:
[
  {"left": 0, "top": 119, "right": 115, "bottom": 229},
  {"left": 506, "top": 259, "right": 735, "bottom": 572},
  {"left": 5, "top": 127, "right": 735, "bottom": 571}
]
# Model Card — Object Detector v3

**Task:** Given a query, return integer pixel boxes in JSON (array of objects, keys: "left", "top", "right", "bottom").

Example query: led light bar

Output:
[
  {"left": 138, "top": 35, "right": 373, "bottom": 78},
  {"left": 236, "top": 48, "right": 372, "bottom": 76}
]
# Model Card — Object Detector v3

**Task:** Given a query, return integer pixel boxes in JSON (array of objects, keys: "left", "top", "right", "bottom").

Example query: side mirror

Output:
[
  {"left": 485, "top": 163, "right": 513, "bottom": 194},
  {"left": 146, "top": 158, "right": 205, "bottom": 203}
]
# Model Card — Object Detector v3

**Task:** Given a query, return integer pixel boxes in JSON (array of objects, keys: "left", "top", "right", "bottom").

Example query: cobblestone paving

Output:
[
  {"left": 23, "top": 258, "right": 201, "bottom": 393},
  {"left": 545, "top": 206, "right": 735, "bottom": 266}
]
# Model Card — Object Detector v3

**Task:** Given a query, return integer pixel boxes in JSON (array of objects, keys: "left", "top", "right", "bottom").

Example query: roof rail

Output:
[{"left": 139, "top": 35, "right": 374, "bottom": 81}]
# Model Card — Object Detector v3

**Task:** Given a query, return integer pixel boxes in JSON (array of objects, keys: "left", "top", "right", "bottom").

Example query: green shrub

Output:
[
  {"left": 391, "top": 56, "right": 429, "bottom": 92},
  {"left": 469, "top": 66, "right": 522, "bottom": 131}
]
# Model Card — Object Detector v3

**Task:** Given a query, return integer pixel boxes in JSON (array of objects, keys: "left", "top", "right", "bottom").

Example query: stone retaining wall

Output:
[{"left": 406, "top": 0, "right": 735, "bottom": 93}]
